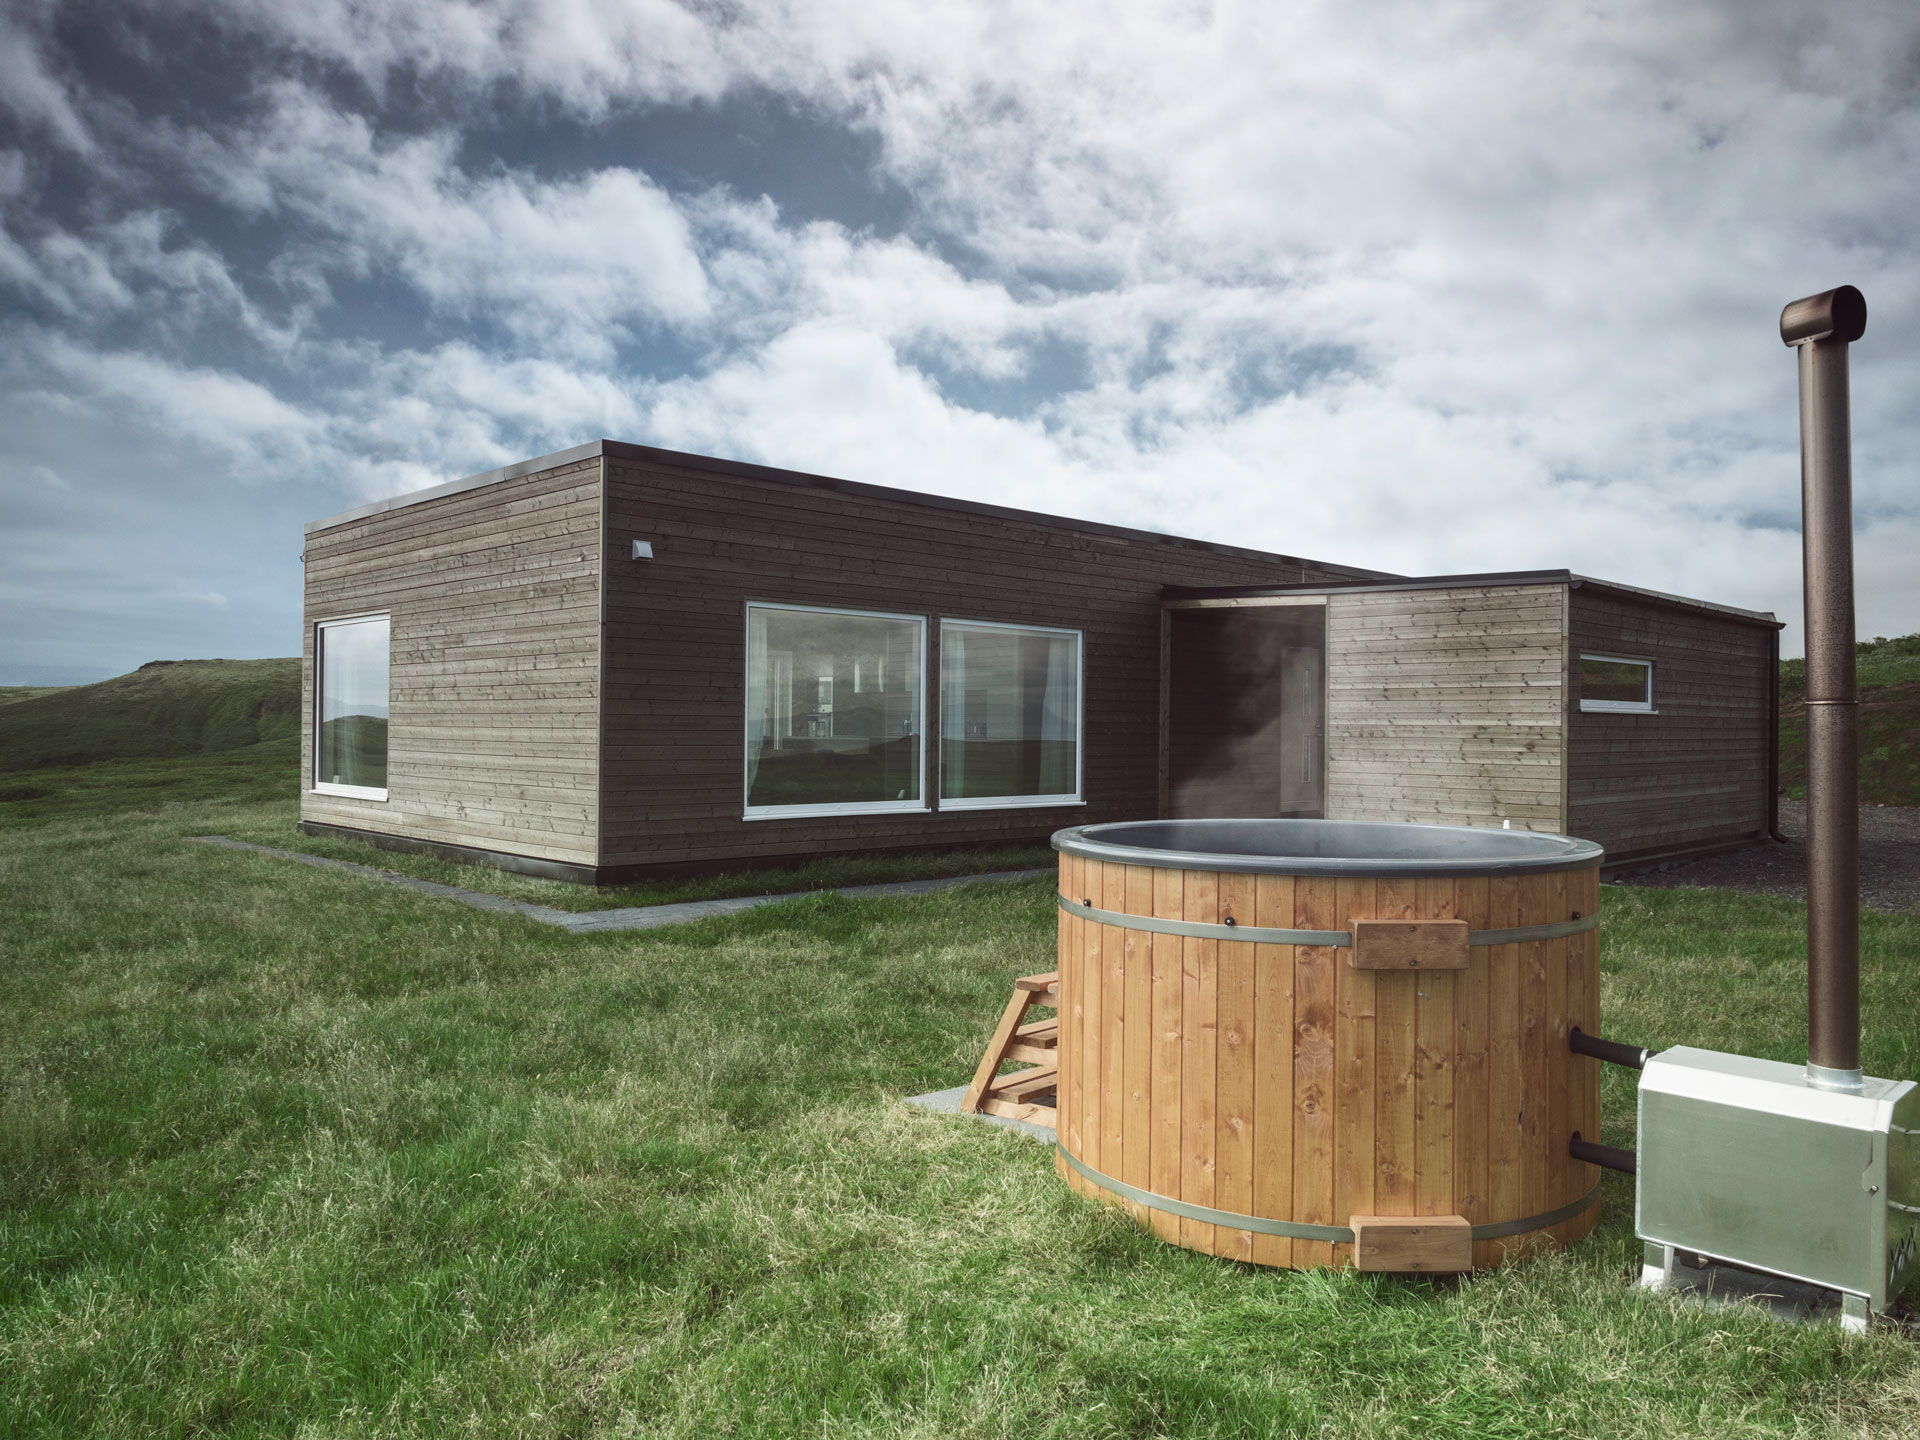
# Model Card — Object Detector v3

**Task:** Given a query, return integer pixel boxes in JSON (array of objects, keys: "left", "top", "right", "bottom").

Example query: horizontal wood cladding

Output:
[
  {"left": 300, "top": 457, "right": 602, "bottom": 867},
  {"left": 1325, "top": 586, "right": 1568, "bottom": 831},
  {"left": 1567, "top": 588, "right": 1771, "bottom": 861},
  {"left": 1055, "top": 855, "right": 1601, "bottom": 1268},
  {"left": 599, "top": 457, "right": 1365, "bottom": 869}
]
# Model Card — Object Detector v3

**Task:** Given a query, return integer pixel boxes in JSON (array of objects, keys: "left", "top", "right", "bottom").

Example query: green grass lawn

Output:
[
  {"left": 223, "top": 818, "right": 1057, "bottom": 912},
  {"left": 0, "top": 740, "right": 1054, "bottom": 911},
  {"left": 3, "top": 746, "right": 1918, "bottom": 1437}
]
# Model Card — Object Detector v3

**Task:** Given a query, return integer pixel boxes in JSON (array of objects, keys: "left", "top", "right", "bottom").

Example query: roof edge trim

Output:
[
  {"left": 302, "top": 439, "right": 1391, "bottom": 578},
  {"left": 304, "top": 441, "right": 605, "bottom": 535},
  {"left": 1164, "top": 569, "right": 1575, "bottom": 600}
]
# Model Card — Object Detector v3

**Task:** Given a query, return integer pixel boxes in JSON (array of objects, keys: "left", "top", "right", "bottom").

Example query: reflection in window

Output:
[
  {"left": 315, "top": 615, "right": 390, "bottom": 795},
  {"left": 940, "top": 621, "right": 1080, "bottom": 806},
  {"left": 1579, "top": 654, "right": 1654, "bottom": 713},
  {"left": 746, "top": 605, "right": 924, "bottom": 814}
]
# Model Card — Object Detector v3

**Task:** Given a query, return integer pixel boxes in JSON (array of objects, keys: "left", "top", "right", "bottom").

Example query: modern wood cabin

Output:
[{"left": 300, "top": 440, "right": 1781, "bottom": 882}]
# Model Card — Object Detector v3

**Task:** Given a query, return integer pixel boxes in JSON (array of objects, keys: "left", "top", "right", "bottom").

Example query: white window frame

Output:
[
  {"left": 1578, "top": 652, "right": 1656, "bottom": 714},
  {"left": 312, "top": 611, "right": 391, "bottom": 801},
  {"left": 743, "top": 601, "right": 929, "bottom": 820},
  {"left": 938, "top": 617, "right": 1085, "bottom": 811}
]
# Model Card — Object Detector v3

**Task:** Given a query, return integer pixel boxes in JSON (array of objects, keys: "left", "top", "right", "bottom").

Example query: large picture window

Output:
[
  {"left": 314, "top": 614, "right": 390, "bottom": 799},
  {"left": 1579, "top": 653, "right": 1655, "bottom": 713},
  {"left": 745, "top": 604, "right": 925, "bottom": 817},
  {"left": 940, "top": 620, "right": 1081, "bottom": 808}
]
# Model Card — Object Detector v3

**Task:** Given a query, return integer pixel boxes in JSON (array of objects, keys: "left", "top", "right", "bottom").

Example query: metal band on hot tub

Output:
[
  {"left": 1056, "top": 1145, "right": 1604, "bottom": 1242},
  {"left": 1057, "top": 895, "right": 1598, "bottom": 948}
]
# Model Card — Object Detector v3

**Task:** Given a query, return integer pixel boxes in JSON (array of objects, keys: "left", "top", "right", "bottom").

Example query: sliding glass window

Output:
[
  {"left": 745, "top": 604, "right": 926, "bottom": 817},
  {"left": 314, "top": 614, "right": 390, "bottom": 799},
  {"left": 940, "top": 620, "right": 1081, "bottom": 808}
]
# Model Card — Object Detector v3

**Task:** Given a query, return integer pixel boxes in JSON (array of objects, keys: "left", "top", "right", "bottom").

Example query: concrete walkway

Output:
[{"left": 191, "top": 835, "right": 1048, "bottom": 934}]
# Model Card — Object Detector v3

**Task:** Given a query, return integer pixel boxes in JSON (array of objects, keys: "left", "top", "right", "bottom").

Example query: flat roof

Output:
[
  {"left": 1165, "top": 569, "right": 1781, "bottom": 628},
  {"left": 304, "top": 438, "right": 1391, "bottom": 580}
]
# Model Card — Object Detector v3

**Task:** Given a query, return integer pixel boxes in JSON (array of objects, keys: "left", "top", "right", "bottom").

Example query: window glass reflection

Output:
[
  {"left": 317, "top": 616, "right": 389, "bottom": 791},
  {"left": 941, "top": 623, "right": 1079, "bottom": 802},
  {"left": 746, "top": 606, "right": 923, "bottom": 809}
]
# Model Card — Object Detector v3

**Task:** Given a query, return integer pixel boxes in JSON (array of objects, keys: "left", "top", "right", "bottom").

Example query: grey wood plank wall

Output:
[
  {"left": 1323, "top": 583, "right": 1570, "bottom": 832},
  {"left": 1566, "top": 588, "right": 1773, "bottom": 861},
  {"left": 300, "top": 456, "right": 603, "bottom": 866},
  {"left": 598, "top": 456, "right": 1371, "bottom": 871}
]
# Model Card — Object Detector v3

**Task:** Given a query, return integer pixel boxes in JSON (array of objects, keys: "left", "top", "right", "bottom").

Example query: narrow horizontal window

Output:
[
  {"left": 1579, "top": 653, "right": 1654, "bottom": 713},
  {"left": 940, "top": 620, "right": 1082, "bottom": 808},
  {"left": 314, "top": 614, "right": 390, "bottom": 798},
  {"left": 745, "top": 604, "right": 926, "bottom": 817}
]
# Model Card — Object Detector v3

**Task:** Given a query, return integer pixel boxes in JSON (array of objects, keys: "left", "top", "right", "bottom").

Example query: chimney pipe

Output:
[{"left": 1780, "top": 285, "right": 1866, "bottom": 1093}]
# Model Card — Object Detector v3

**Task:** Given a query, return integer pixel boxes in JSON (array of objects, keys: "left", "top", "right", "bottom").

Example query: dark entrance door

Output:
[{"left": 1166, "top": 604, "right": 1325, "bottom": 818}]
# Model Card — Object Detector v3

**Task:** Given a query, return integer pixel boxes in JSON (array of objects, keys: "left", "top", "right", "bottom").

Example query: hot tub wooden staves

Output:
[{"left": 1052, "top": 846, "right": 1604, "bottom": 1271}]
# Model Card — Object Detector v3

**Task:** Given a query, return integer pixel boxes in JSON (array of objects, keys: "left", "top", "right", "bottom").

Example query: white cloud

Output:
[
  {"left": 5, "top": 0, "right": 1920, "bottom": 664},
  {"left": 181, "top": 0, "right": 743, "bottom": 110},
  {"left": 327, "top": 343, "right": 650, "bottom": 501},
  {"left": 167, "top": 83, "right": 714, "bottom": 359},
  {"left": 0, "top": 10, "right": 95, "bottom": 156},
  {"left": 0, "top": 206, "right": 299, "bottom": 352},
  {"left": 13, "top": 333, "right": 322, "bottom": 462}
]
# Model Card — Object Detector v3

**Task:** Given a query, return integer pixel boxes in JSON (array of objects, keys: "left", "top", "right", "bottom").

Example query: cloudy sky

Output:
[{"left": 3, "top": 0, "right": 1917, "bottom": 681}]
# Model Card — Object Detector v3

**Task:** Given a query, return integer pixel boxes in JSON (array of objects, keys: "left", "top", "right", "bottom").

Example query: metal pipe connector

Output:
[
  {"left": 1569, "top": 1132, "right": 1637, "bottom": 1175},
  {"left": 1569, "top": 1027, "right": 1653, "bottom": 1070}
]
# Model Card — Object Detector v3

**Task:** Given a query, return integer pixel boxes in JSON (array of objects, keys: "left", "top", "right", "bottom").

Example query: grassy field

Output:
[
  {"left": 223, "top": 818, "right": 1055, "bottom": 911},
  {"left": 0, "top": 741, "right": 1052, "bottom": 910},
  {"left": 3, "top": 744, "right": 1920, "bottom": 1437}
]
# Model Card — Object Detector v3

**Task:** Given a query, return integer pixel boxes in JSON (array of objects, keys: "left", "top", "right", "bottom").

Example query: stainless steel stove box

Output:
[{"left": 1637, "top": 1046, "right": 1920, "bottom": 1319}]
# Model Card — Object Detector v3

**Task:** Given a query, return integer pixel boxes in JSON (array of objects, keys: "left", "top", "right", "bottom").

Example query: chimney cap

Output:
[{"left": 1781, "top": 286, "right": 1867, "bottom": 346}]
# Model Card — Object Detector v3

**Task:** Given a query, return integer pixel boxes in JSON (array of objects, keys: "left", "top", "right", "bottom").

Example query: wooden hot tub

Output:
[{"left": 1050, "top": 818, "right": 1605, "bottom": 1272}]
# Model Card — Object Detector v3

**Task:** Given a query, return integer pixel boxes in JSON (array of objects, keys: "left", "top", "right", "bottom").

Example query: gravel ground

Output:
[{"left": 1612, "top": 797, "right": 1920, "bottom": 914}]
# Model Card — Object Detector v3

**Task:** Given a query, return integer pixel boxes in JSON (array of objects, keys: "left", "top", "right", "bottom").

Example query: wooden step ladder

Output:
[{"left": 959, "top": 970, "right": 1060, "bottom": 1128}]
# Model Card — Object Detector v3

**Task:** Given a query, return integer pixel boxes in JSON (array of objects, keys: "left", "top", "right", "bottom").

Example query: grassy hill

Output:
[
  {"left": 0, "top": 657, "right": 300, "bottom": 773},
  {"left": 0, "top": 686, "right": 77, "bottom": 708},
  {"left": 1779, "top": 632, "right": 1920, "bottom": 806}
]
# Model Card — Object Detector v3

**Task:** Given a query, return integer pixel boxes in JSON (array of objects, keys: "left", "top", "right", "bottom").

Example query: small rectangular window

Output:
[
  {"left": 1579, "top": 654, "right": 1654, "bottom": 713},
  {"left": 314, "top": 615, "right": 390, "bottom": 798},
  {"left": 745, "top": 604, "right": 926, "bottom": 817},
  {"left": 940, "top": 620, "right": 1082, "bottom": 808}
]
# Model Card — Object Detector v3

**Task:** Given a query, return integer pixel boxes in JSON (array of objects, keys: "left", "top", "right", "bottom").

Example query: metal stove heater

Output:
[{"left": 1632, "top": 286, "right": 1919, "bottom": 1330}]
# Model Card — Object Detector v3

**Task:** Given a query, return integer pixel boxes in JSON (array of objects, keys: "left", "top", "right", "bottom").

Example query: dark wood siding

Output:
[
  {"left": 599, "top": 454, "right": 1371, "bottom": 871},
  {"left": 1566, "top": 588, "right": 1773, "bottom": 862},
  {"left": 300, "top": 456, "right": 602, "bottom": 866}
]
